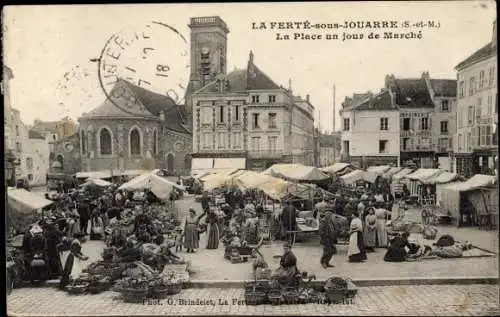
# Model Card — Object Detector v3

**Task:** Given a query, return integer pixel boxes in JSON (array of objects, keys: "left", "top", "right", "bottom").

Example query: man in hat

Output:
[
  {"left": 201, "top": 191, "right": 211, "bottom": 214},
  {"left": 318, "top": 208, "right": 337, "bottom": 268},
  {"left": 272, "top": 241, "right": 298, "bottom": 282},
  {"left": 78, "top": 198, "right": 91, "bottom": 236}
]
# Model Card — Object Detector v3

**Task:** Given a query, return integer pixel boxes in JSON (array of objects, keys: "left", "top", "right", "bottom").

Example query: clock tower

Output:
[{"left": 185, "top": 16, "right": 229, "bottom": 115}]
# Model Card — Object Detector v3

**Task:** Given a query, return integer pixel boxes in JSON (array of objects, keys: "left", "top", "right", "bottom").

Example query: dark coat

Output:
[
  {"left": 280, "top": 251, "right": 297, "bottom": 268},
  {"left": 281, "top": 204, "right": 297, "bottom": 231}
]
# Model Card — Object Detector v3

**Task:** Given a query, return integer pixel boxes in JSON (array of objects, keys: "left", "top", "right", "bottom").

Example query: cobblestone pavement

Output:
[
  {"left": 7, "top": 284, "right": 500, "bottom": 316},
  {"left": 70, "top": 197, "right": 498, "bottom": 281}
]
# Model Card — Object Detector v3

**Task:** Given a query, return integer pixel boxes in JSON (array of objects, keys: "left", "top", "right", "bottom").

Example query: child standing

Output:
[{"left": 175, "top": 228, "right": 184, "bottom": 252}]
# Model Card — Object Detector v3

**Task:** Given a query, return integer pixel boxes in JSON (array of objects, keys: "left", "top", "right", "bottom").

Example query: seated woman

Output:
[
  {"left": 384, "top": 232, "right": 411, "bottom": 262},
  {"left": 271, "top": 242, "right": 299, "bottom": 286}
]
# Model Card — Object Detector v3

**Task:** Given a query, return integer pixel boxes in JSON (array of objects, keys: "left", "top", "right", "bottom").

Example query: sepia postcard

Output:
[{"left": 3, "top": 1, "right": 499, "bottom": 316}]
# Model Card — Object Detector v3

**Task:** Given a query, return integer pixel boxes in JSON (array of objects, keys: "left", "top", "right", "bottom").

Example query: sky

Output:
[{"left": 3, "top": 1, "right": 497, "bottom": 132}]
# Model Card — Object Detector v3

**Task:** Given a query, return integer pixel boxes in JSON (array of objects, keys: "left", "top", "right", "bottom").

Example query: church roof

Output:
[
  {"left": 82, "top": 80, "right": 190, "bottom": 134},
  {"left": 196, "top": 52, "right": 281, "bottom": 94}
]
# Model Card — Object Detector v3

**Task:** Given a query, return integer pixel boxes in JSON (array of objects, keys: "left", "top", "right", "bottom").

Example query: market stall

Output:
[
  {"left": 340, "top": 170, "right": 379, "bottom": 186},
  {"left": 440, "top": 174, "right": 498, "bottom": 228},
  {"left": 119, "top": 172, "right": 185, "bottom": 200},
  {"left": 7, "top": 188, "right": 55, "bottom": 234}
]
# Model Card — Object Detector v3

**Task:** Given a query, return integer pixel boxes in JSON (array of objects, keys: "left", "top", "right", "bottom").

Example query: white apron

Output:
[{"left": 70, "top": 257, "right": 84, "bottom": 280}]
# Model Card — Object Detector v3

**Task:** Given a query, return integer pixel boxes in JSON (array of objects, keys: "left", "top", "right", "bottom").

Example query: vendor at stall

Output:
[
  {"left": 272, "top": 242, "right": 299, "bottom": 282},
  {"left": 384, "top": 232, "right": 410, "bottom": 262},
  {"left": 59, "top": 238, "right": 89, "bottom": 289}
]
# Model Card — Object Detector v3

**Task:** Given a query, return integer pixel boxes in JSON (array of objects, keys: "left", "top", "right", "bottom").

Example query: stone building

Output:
[
  {"left": 385, "top": 73, "right": 457, "bottom": 168},
  {"left": 188, "top": 16, "right": 314, "bottom": 173},
  {"left": 191, "top": 50, "right": 315, "bottom": 172},
  {"left": 49, "top": 133, "right": 82, "bottom": 175},
  {"left": 78, "top": 80, "right": 192, "bottom": 175},
  {"left": 453, "top": 20, "right": 498, "bottom": 177},
  {"left": 340, "top": 90, "right": 400, "bottom": 168}
]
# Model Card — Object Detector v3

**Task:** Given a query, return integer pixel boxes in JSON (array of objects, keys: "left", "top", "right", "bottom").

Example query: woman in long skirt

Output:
[
  {"left": 59, "top": 239, "right": 88, "bottom": 289},
  {"left": 347, "top": 212, "right": 367, "bottom": 262},
  {"left": 375, "top": 208, "right": 389, "bottom": 248},
  {"left": 184, "top": 208, "right": 204, "bottom": 253},
  {"left": 206, "top": 211, "right": 220, "bottom": 249},
  {"left": 363, "top": 208, "right": 377, "bottom": 252}
]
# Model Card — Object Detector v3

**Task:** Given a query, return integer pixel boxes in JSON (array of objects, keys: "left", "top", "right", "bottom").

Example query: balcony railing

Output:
[{"left": 247, "top": 150, "right": 283, "bottom": 159}]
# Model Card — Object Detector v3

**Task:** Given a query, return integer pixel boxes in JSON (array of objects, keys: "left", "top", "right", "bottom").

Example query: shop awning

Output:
[
  {"left": 366, "top": 165, "right": 391, "bottom": 174},
  {"left": 263, "top": 164, "right": 330, "bottom": 182},
  {"left": 8, "top": 188, "right": 54, "bottom": 211},
  {"left": 441, "top": 174, "right": 496, "bottom": 192},
  {"left": 421, "top": 171, "right": 461, "bottom": 185},
  {"left": 392, "top": 168, "right": 415, "bottom": 181},
  {"left": 382, "top": 167, "right": 403, "bottom": 178},
  {"left": 320, "top": 163, "right": 355, "bottom": 175},
  {"left": 340, "top": 170, "right": 378, "bottom": 184},
  {"left": 75, "top": 171, "right": 112, "bottom": 179},
  {"left": 404, "top": 169, "right": 444, "bottom": 182}
]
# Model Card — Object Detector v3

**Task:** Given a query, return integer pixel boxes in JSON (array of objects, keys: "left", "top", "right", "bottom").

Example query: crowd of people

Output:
[{"left": 11, "top": 174, "right": 429, "bottom": 291}]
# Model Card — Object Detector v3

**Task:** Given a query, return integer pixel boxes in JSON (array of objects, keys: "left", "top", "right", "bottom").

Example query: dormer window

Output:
[{"left": 252, "top": 95, "right": 260, "bottom": 103}]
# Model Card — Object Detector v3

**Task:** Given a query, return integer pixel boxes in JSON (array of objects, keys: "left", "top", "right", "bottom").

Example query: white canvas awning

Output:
[
  {"left": 8, "top": 188, "right": 54, "bottom": 211},
  {"left": 382, "top": 167, "right": 403, "bottom": 178},
  {"left": 404, "top": 169, "right": 443, "bottom": 182},
  {"left": 442, "top": 174, "right": 497, "bottom": 192},
  {"left": 119, "top": 172, "right": 185, "bottom": 200},
  {"left": 392, "top": 168, "right": 415, "bottom": 181},
  {"left": 75, "top": 171, "right": 112, "bottom": 179},
  {"left": 191, "top": 158, "right": 246, "bottom": 175},
  {"left": 421, "top": 171, "right": 460, "bottom": 185},
  {"left": 366, "top": 165, "right": 391, "bottom": 174},
  {"left": 320, "top": 163, "right": 355, "bottom": 175},
  {"left": 263, "top": 164, "right": 329, "bottom": 182},
  {"left": 79, "top": 178, "right": 112, "bottom": 187}
]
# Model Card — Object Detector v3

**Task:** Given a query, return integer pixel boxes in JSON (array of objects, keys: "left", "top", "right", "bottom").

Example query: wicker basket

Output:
[
  {"left": 150, "top": 286, "right": 170, "bottom": 299},
  {"left": 326, "top": 289, "right": 347, "bottom": 304},
  {"left": 267, "top": 290, "right": 282, "bottom": 305},
  {"left": 66, "top": 284, "right": 89, "bottom": 295},
  {"left": 88, "top": 283, "right": 110, "bottom": 294},
  {"left": 283, "top": 288, "right": 299, "bottom": 304},
  {"left": 244, "top": 291, "right": 266, "bottom": 305},
  {"left": 121, "top": 288, "right": 149, "bottom": 303},
  {"left": 166, "top": 283, "right": 182, "bottom": 295}
]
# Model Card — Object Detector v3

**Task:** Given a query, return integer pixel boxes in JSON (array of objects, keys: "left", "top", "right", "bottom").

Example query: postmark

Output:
[{"left": 98, "top": 21, "right": 189, "bottom": 115}]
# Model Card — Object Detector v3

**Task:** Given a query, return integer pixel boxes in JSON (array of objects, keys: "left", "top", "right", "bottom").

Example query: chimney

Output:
[
  {"left": 288, "top": 78, "right": 293, "bottom": 94},
  {"left": 368, "top": 92, "right": 374, "bottom": 109},
  {"left": 306, "top": 94, "right": 310, "bottom": 103},
  {"left": 248, "top": 51, "right": 254, "bottom": 66},
  {"left": 159, "top": 111, "right": 165, "bottom": 121},
  {"left": 384, "top": 75, "right": 391, "bottom": 89},
  {"left": 492, "top": 19, "right": 497, "bottom": 48}
]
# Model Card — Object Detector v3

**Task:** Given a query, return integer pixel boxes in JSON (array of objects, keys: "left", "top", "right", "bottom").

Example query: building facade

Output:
[
  {"left": 49, "top": 133, "right": 83, "bottom": 175},
  {"left": 3, "top": 65, "right": 15, "bottom": 152},
  {"left": 78, "top": 80, "right": 193, "bottom": 175},
  {"left": 385, "top": 73, "right": 456, "bottom": 168},
  {"left": 340, "top": 90, "right": 400, "bottom": 168},
  {"left": 453, "top": 20, "right": 498, "bottom": 178},
  {"left": 315, "top": 131, "right": 341, "bottom": 167},
  {"left": 423, "top": 72, "right": 457, "bottom": 171},
  {"left": 191, "top": 51, "right": 315, "bottom": 171},
  {"left": 23, "top": 131, "right": 50, "bottom": 186},
  {"left": 190, "top": 16, "right": 315, "bottom": 172}
]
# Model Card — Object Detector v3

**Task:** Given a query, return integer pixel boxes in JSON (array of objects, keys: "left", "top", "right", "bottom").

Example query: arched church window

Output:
[
  {"left": 130, "top": 128, "right": 141, "bottom": 156},
  {"left": 167, "top": 153, "right": 175, "bottom": 172},
  {"left": 153, "top": 129, "right": 158, "bottom": 155},
  {"left": 99, "top": 128, "right": 112, "bottom": 155}
]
